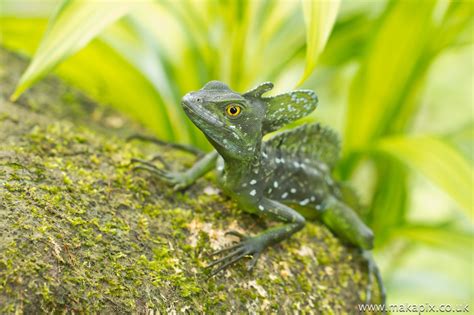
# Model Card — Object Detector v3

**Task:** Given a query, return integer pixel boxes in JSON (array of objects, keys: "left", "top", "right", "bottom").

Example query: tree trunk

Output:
[{"left": 0, "top": 48, "right": 381, "bottom": 313}]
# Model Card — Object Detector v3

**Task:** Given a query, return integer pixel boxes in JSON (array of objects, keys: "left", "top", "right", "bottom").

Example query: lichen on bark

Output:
[{"left": 0, "top": 49, "right": 381, "bottom": 313}]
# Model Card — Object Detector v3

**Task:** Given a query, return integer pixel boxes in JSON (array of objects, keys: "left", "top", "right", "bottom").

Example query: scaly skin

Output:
[{"left": 133, "top": 81, "right": 386, "bottom": 305}]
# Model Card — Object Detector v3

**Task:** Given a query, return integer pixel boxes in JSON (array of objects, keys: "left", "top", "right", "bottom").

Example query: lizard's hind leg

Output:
[{"left": 319, "top": 196, "right": 386, "bottom": 306}]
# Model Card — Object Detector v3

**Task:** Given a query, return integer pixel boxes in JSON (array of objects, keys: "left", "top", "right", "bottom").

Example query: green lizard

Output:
[{"left": 133, "top": 81, "right": 385, "bottom": 303}]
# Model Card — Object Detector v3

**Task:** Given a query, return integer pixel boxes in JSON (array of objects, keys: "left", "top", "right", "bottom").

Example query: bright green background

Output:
[{"left": 1, "top": 0, "right": 472, "bottom": 308}]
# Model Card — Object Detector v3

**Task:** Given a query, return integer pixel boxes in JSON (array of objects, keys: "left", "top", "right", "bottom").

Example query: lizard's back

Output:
[{"left": 260, "top": 123, "right": 342, "bottom": 215}]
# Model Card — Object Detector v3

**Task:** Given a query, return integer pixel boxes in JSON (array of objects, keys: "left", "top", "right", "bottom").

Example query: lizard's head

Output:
[
  {"left": 182, "top": 81, "right": 265, "bottom": 160},
  {"left": 182, "top": 80, "right": 318, "bottom": 160}
]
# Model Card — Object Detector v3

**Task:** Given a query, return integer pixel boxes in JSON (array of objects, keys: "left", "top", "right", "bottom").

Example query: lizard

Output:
[{"left": 132, "top": 80, "right": 386, "bottom": 304}]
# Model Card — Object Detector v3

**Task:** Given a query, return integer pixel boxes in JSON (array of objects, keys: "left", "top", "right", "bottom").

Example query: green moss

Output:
[{"left": 0, "top": 48, "right": 382, "bottom": 313}]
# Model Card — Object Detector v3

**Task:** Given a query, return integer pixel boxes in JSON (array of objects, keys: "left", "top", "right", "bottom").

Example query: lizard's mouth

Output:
[
  {"left": 182, "top": 100, "right": 246, "bottom": 156},
  {"left": 182, "top": 100, "right": 225, "bottom": 129}
]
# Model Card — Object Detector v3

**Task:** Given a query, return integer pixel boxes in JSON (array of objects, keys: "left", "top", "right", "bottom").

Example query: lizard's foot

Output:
[
  {"left": 362, "top": 250, "right": 386, "bottom": 309},
  {"left": 127, "top": 134, "right": 204, "bottom": 156},
  {"left": 131, "top": 157, "right": 170, "bottom": 170},
  {"left": 149, "top": 154, "right": 171, "bottom": 169},
  {"left": 130, "top": 158, "right": 191, "bottom": 190},
  {"left": 206, "top": 231, "right": 265, "bottom": 277}
]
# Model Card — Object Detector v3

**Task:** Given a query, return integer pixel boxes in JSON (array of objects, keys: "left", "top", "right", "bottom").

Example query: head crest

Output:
[
  {"left": 243, "top": 82, "right": 319, "bottom": 133},
  {"left": 243, "top": 82, "right": 274, "bottom": 98},
  {"left": 262, "top": 90, "right": 318, "bottom": 133},
  {"left": 202, "top": 81, "right": 231, "bottom": 91}
]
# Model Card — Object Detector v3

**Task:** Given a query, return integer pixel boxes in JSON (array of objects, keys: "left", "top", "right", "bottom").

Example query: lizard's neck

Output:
[{"left": 222, "top": 144, "right": 262, "bottom": 182}]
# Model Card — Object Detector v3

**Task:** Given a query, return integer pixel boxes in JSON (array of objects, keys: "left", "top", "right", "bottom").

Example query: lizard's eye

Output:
[{"left": 225, "top": 104, "right": 242, "bottom": 117}]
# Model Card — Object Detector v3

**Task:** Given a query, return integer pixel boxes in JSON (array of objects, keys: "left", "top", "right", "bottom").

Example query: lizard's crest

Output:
[
  {"left": 243, "top": 82, "right": 319, "bottom": 132},
  {"left": 181, "top": 81, "right": 318, "bottom": 160}
]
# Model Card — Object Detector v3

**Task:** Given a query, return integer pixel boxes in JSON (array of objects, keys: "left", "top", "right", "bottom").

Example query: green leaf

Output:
[
  {"left": 394, "top": 223, "right": 473, "bottom": 260},
  {"left": 0, "top": 17, "right": 48, "bottom": 54},
  {"left": 445, "top": 122, "right": 474, "bottom": 164},
  {"left": 318, "top": 11, "right": 373, "bottom": 67},
  {"left": 100, "top": 15, "right": 209, "bottom": 146},
  {"left": 11, "top": 0, "right": 134, "bottom": 101},
  {"left": 432, "top": 0, "right": 474, "bottom": 53},
  {"left": 344, "top": 1, "right": 437, "bottom": 151},
  {"left": 297, "top": 0, "right": 340, "bottom": 86},
  {"left": 253, "top": 3, "right": 305, "bottom": 85},
  {"left": 376, "top": 135, "right": 474, "bottom": 218},
  {"left": 369, "top": 158, "right": 409, "bottom": 246},
  {"left": 55, "top": 39, "right": 176, "bottom": 141},
  {"left": 1, "top": 16, "right": 176, "bottom": 141}
]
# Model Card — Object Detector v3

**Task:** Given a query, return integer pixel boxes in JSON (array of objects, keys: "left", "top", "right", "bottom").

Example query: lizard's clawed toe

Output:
[
  {"left": 362, "top": 250, "right": 386, "bottom": 310},
  {"left": 206, "top": 235, "right": 265, "bottom": 277},
  {"left": 131, "top": 157, "right": 168, "bottom": 170},
  {"left": 208, "top": 242, "right": 242, "bottom": 257},
  {"left": 130, "top": 158, "right": 190, "bottom": 189},
  {"left": 149, "top": 154, "right": 170, "bottom": 170},
  {"left": 246, "top": 252, "right": 261, "bottom": 271},
  {"left": 224, "top": 230, "right": 247, "bottom": 241}
]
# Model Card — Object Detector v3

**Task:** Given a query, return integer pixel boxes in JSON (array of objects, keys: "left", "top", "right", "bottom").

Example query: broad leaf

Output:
[
  {"left": 344, "top": 1, "right": 437, "bottom": 151},
  {"left": 369, "top": 158, "right": 409, "bottom": 246},
  {"left": 394, "top": 223, "right": 473, "bottom": 260},
  {"left": 297, "top": 0, "right": 340, "bottom": 85},
  {"left": 11, "top": 0, "right": 134, "bottom": 100},
  {"left": 1, "top": 16, "right": 176, "bottom": 141},
  {"left": 376, "top": 135, "right": 474, "bottom": 218}
]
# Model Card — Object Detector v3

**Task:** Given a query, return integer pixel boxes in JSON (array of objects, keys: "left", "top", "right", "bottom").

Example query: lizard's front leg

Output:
[
  {"left": 132, "top": 150, "right": 218, "bottom": 190},
  {"left": 207, "top": 198, "right": 305, "bottom": 276},
  {"left": 127, "top": 134, "right": 204, "bottom": 156}
]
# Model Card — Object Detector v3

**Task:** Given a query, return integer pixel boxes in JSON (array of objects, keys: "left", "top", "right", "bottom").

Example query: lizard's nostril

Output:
[{"left": 182, "top": 93, "right": 192, "bottom": 106}]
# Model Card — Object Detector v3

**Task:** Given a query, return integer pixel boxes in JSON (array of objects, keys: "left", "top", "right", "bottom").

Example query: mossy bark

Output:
[{"left": 0, "top": 49, "right": 381, "bottom": 313}]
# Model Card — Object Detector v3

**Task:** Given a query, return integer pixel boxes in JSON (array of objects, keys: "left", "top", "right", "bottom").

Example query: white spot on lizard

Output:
[{"left": 300, "top": 199, "right": 310, "bottom": 206}]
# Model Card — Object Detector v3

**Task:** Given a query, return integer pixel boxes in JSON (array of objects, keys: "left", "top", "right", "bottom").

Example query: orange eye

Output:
[{"left": 225, "top": 104, "right": 242, "bottom": 117}]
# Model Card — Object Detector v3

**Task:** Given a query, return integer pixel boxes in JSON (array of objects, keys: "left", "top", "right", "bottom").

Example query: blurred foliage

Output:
[{"left": 1, "top": 0, "right": 472, "bottom": 306}]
